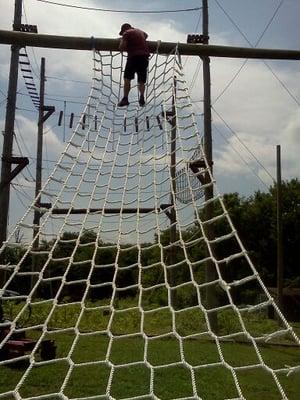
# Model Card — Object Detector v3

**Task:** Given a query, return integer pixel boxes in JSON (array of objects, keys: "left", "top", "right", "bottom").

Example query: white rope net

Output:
[{"left": 0, "top": 48, "right": 299, "bottom": 400}]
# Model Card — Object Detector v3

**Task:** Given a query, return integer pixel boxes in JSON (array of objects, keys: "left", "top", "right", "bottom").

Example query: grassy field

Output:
[{"left": 1, "top": 300, "right": 300, "bottom": 399}]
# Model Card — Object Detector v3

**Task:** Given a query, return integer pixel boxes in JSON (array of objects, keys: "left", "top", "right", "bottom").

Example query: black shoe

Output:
[
  {"left": 118, "top": 97, "right": 129, "bottom": 107},
  {"left": 139, "top": 95, "right": 145, "bottom": 107}
]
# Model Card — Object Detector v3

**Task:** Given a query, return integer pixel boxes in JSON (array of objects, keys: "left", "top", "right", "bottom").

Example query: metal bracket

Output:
[
  {"left": 40, "top": 105, "right": 55, "bottom": 124},
  {"left": 38, "top": 202, "right": 52, "bottom": 209},
  {"left": 187, "top": 34, "right": 209, "bottom": 44},
  {"left": 188, "top": 158, "right": 213, "bottom": 185},
  {"left": 20, "top": 24, "right": 38, "bottom": 33},
  {"left": 161, "top": 110, "right": 174, "bottom": 125},
  {"left": 160, "top": 203, "right": 173, "bottom": 220},
  {"left": 0, "top": 156, "right": 29, "bottom": 191}
]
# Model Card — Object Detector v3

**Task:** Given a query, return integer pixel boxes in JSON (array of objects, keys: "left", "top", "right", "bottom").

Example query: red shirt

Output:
[{"left": 123, "top": 28, "right": 150, "bottom": 58}]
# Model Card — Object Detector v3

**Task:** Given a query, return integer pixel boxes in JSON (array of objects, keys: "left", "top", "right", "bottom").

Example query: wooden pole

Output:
[
  {"left": 33, "top": 58, "right": 46, "bottom": 249},
  {"left": 276, "top": 145, "right": 284, "bottom": 312},
  {"left": 31, "top": 58, "right": 45, "bottom": 290},
  {"left": 169, "top": 78, "right": 177, "bottom": 305},
  {"left": 202, "top": 0, "right": 218, "bottom": 333},
  {"left": 1, "top": 30, "right": 300, "bottom": 59},
  {"left": 0, "top": 1, "right": 22, "bottom": 248}
]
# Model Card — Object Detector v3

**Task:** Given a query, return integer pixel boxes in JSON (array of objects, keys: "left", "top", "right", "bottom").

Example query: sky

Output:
[{"left": 0, "top": 0, "right": 300, "bottom": 238}]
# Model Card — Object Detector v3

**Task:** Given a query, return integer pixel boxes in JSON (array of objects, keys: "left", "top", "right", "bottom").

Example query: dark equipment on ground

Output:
[{"left": 0, "top": 290, "right": 56, "bottom": 361}]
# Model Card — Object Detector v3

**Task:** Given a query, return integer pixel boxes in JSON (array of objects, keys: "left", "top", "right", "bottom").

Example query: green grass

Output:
[
  {"left": 1, "top": 300, "right": 300, "bottom": 399},
  {"left": 1, "top": 333, "right": 300, "bottom": 399}
]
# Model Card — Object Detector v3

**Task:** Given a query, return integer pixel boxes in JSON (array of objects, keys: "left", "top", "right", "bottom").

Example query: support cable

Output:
[
  {"left": 183, "top": 8, "right": 202, "bottom": 68},
  {"left": 189, "top": 58, "right": 202, "bottom": 93},
  {"left": 192, "top": 98, "right": 273, "bottom": 189},
  {"left": 45, "top": 75, "right": 90, "bottom": 84},
  {"left": 213, "top": 123, "right": 273, "bottom": 190},
  {"left": 0, "top": 88, "right": 7, "bottom": 98},
  {"left": 0, "top": 98, "right": 7, "bottom": 108},
  {"left": 213, "top": 0, "right": 285, "bottom": 104},
  {"left": 12, "top": 184, "right": 31, "bottom": 209},
  {"left": 13, "top": 132, "right": 36, "bottom": 183},
  {"left": 36, "top": 0, "right": 202, "bottom": 14},
  {"left": 213, "top": 0, "right": 300, "bottom": 106},
  {"left": 17, "top": 91, "right": 88, "bottom": 105},
  {"left": 212, "top": 106, "right": 276, "bottom": 183}
]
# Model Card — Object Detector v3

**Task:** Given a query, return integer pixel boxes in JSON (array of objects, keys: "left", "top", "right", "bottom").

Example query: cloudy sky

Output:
[{"left": 0, "top": 0, "right": 300, "bottom": 235}]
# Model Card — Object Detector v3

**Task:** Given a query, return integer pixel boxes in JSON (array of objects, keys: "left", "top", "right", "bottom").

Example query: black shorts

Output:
[{"left": 124, "top": 55, "right": 149, "bottom": 83}]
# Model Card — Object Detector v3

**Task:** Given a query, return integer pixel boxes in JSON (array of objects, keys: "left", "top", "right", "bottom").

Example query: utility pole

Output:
[
  {"left": 31, "top": 58, "right": 54, "bottom": 289},
  {"left": 31, "top": 57, "right": 45, "bottom": 291},
  {"left": 170, "top": 78, "right": 177, "bottom": 258},
  {"left": 169, "top": 78, "right": 177, "bottom": 304},
  {"left": 202, "top": 0, "right": 218, "bottom": 332},
  {"left": 276, "top": 145, "right": 284, "bottom": 313},
  {"left": 33, "top": 58, "right": 46, "bottom": 248},
  {"left": 161, "top": 78, "right": 178, "bottom": 306},
  {"left": 0, "top": 0, "right": 22, "bottom": 247}
]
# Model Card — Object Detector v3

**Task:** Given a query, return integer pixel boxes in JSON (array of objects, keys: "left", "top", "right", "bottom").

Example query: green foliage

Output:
[
  {"left": 225, "top": 179, "right": 300, "bottom": 286},
  {"left": 3, "top": 179, "right": 299, "bottom": 307},
  {"left": 187, "top": 179, "right": 300, "bottom": 287}
]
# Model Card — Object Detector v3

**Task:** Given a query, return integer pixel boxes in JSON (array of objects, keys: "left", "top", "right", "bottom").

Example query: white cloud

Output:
[
  {"left": 195, "top": 53, "right": 300, "bottom": 184},
  {"left": 1, "top": 0, "right": 299, "bottom": 198},
  {"left": 1, "top": 0, "right": 300, "bottom": 246},
  {"left": 280, "top": 109, "right": 300, "bottom": 178},
  {"left": 13, "top": 114, "right": 65, "bottom": 160},
  {"left": 283, "top": 108, "right": 300, "bottom": 145}
]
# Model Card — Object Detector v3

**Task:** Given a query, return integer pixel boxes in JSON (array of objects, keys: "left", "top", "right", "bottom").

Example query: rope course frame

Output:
[{"left": 0, "top": 44, "right": 299, "bottom": 399}]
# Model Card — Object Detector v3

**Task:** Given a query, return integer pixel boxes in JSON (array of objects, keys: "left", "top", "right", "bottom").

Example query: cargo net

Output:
[{"left": 0, "top": 47, "right": 299, "bottom": 400}]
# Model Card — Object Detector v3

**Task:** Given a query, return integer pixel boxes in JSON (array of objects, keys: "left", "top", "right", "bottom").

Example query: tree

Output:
[
  {"left": 2, "top": 179, "right": 299, "bottom": 299},
  {"left": 222, "top": 179, "right": 300, "bottom": 287}
]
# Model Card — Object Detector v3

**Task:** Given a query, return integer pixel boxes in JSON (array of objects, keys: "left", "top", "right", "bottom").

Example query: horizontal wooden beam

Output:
[
  {"left": 38, "top": 203, "right": 172, "bottom": 215},
  {"left": 51, "top": 208, "right": 161, "bottom": 215},
  {"left": 1, "top": 30, "right": 300, "bottom": 60}
]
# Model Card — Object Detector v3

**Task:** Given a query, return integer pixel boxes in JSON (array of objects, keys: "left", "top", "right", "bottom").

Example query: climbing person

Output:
[{"left": 117, "top": 23, "right": 150, "bottom": 107}]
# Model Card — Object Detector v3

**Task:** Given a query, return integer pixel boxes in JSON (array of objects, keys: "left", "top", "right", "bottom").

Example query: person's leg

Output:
[
  {"left": 137, "top": 82, "right": 145, "bottom": 106},
  {"left": 118, "top": 78, "right": 131, "bottom": 106},
  {"left": 118, "top": 59, "right": 134, "bottom": 106},
  {"left": 137, "top": 57, "right": 148, "bottom": 106},
  {"left": 124, "top": 78, "right": 131, "bottom": 98},
  {"left": 138, "top": 82, "right": 145, "bottom": 96}
]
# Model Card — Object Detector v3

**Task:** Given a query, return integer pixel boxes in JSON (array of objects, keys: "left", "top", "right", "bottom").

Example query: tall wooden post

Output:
[
  {"left": 163, "top": 78, "right": 177, "bottom": 307},
  {"left": 169, "top": 78, "right": 177, "bottom": 266},
  {"left": 33, "top": 58, "right": 46, "bottom": 248},
  {"left": 31, "top": 58, "right": 45, "bottom": 290},
  {"left": 31, "top": 58, "right": 55, "bottom": 290},
  {"left": 0, "top": 0, "right": 22, "bottom": 247},
  {"left": 202, "top": 0, "right": 218, "bottom": 332},
  {"left": 276, "top": 145, "right": 284, "bottom": 313}
]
